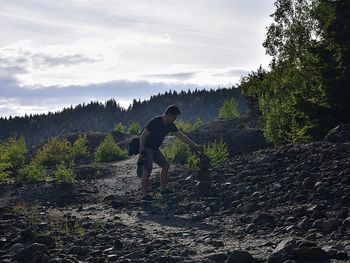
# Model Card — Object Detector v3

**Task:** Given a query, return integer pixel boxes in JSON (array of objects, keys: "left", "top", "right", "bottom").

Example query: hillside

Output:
[{"left": 0, "top": 120, "right": 349, "bottom": 262}]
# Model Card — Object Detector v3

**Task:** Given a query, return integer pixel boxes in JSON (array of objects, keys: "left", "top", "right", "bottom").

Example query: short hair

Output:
[{"left": 165, "top": 105, "right": 181, "bottom": 115}]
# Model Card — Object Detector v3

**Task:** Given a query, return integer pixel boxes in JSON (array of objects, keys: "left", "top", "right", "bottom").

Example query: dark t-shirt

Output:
[{"left": 143, "top": 115, "right": 178, "bottom": 150}]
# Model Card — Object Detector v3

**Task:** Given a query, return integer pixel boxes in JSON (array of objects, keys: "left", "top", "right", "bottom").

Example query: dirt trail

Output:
[{"left": 48, "top": 156, "right": 248, "bottom": 261}]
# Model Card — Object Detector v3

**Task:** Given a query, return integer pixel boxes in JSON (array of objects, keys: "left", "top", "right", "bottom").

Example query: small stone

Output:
[{"left": 302, "top": 177, "right": 315, "bottom": 190}]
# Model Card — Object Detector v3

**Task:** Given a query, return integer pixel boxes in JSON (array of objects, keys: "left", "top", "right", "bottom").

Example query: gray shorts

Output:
[{"left": 140, "top": 147, "right": 169, "bottom": 173}]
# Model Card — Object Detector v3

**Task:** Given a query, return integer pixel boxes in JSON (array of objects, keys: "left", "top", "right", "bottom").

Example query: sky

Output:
[{"left": 0, "top": 0, "right": 275, "bottom": 118}]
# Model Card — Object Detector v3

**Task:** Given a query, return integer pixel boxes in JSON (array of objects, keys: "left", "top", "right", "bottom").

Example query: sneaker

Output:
[
  {"left": 160, "top": 188, "right": 172, "bottom": 195},
  {"left": 141, "top": 194, "right": 153, "bottom": 202}
]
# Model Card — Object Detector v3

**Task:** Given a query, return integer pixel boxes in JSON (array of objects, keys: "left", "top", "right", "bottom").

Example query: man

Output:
[{"left": 137, "top": 105, "right": 203, "bottom": 201}]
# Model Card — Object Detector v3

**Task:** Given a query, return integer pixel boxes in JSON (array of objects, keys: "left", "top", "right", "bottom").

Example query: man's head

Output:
[{"left": 164, "top": 105, "right": 181, "bottom": 122}]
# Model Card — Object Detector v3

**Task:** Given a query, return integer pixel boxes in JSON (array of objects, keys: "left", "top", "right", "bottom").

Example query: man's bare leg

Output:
[
  {"left": 141, "top": 171, "right": 151, "bottom": 195},
  {"left": 160, "top": 164, "right": 170, "bottom": 191}
]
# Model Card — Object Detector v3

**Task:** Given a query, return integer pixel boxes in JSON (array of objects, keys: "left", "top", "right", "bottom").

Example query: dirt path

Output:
[{"left": 45, "top": 156, "right": 265, "bottom": 262}]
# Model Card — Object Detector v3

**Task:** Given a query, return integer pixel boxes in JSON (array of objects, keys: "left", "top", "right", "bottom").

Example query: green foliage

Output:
[
  {"left": 18, "top": 162, "right": 48, "bottom": 183},
  {"left": 186, "top": 152, "right": 199, "bottom": 171},
  {"left": 0, "top": 145, "right": 12, "bottom": 183},
  {"left": 219, "top": 98, "right": 239, "bottom": 120},
  {"left": 204, "top": 139, "right": 228, "bottom": 167},
  {"left": 113, "top": 122, "right": 125, "bottom": 133},
  {"left": 193, "top": 117, "right": 204, "bottom": 130},
  {"left": 3, "top": 136, "right": 27, "bottom": 170},
  {"left": 31, "top": 134, "right": 87, "bottom": 170},
  {"left": 174, "top": 119, "right": 193, "bottom": 133},
  {"left": 174, "top": 118, "right": 203, "bottom": 133},
  {"left": 239, "top": 66, "right": 266, "bottom": 118},
  {"left": 0, "top": 136, "right": 27, "bottom": 183},
  {"left": 33, "top": 137, "right": 72, "bottom": 166},
  {"left": 128, "top": 122, "right": 141, "bottom": 135},
  {"left": 240, "top": 0, "right": 350, "bottom": 145},
  {"left": 0, "top": 164, "right": 11, "bottom": 183},
  {"left": 164, "top": 138, "right": 228, "bottom": 169},
  {"left": 55, "top": 161, "right": 76, "bottom": 185},
  {"left": 71, "top": 134, "right": 88, "bottom": 160},
  {"left": 94, "top": 134, "right": 128, "bottom": 163},
  {"left": 163, "top": 138, "right": 190, "bottom": 165}
]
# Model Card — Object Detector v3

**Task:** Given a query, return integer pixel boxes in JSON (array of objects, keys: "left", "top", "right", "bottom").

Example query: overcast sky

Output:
[{"left": 0, "top": 0, "right": 275, "bottom": 118}]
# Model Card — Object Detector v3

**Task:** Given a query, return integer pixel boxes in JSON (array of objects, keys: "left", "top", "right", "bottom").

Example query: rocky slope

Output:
[{"left": 0, "top": 123, "right": 349, "bottom": 263}]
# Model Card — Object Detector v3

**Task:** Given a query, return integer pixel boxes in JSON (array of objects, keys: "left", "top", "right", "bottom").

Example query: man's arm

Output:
[
  {"left": 139, "top": 128, "right": 150, "bottom": 152},
  {"left": 173, "top": 131, "right": 200, "bottom": 148}
]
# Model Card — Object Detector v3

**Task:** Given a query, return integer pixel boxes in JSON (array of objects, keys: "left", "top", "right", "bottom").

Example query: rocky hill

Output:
[{"left": 0, "top": 121, "right": 349, "bottom": 263}]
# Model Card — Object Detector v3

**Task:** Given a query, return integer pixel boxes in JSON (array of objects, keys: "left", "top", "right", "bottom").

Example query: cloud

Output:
[
  {"left": 142, "top": 72, "right": 198, "bottom": 80},
  {"left": 214, "top": 68, "right": 250, "bottom": 77},
  {"left": 0, "top": 47, "right": 98, "bottom": 71},
  {"left": 29, "top": 53, "right": 98, "bottom": 67}
]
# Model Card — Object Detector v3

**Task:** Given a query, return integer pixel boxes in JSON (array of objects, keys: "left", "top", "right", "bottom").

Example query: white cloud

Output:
[{"left": 0, "top": 0, "right": 275, "bottom": 117}]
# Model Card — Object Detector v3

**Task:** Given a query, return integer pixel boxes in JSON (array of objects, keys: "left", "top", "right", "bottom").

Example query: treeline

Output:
[
  {"left": 240, "top": 0, "right": 350, "bottom": 145},
  {"left": 0, "top": 87, "right": 246, "bottom": 148}
]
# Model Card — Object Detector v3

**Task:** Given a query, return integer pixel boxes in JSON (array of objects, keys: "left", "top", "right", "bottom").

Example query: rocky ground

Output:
[{"left": 0, "top": 123, "right": 350, "bottom": 263}]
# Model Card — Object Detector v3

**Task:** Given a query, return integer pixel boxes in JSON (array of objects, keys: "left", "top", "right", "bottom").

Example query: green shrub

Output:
[
  {"left": 113, "top": 122, "right": 125, "bottom": 133},
  {"left": 0, "top": 136, "right": 27, "bottom": 183},
  {"left": 186, "top": 152, "right": 199, "bottom": 171},
  {"left": 204, "top": 139, "right": 228, "bottom": 167},
  {"left": 163, "top": 138, "right": 190, "bottom": 165},
  {"left": 0, "top": 145, "right": 12, "bottom": 183},
  {"left": 18, "top": 162, "right": 48, "bottom": 183},
  {"left": 33, "top": 137, "right": 72, "bottom": 166},
  {"left": 128, "top": 122, "right": 141, "bottom": 135},
  {"left": 71, "top": 134, "right": 88, "bottom": 160},
  {"left": 55, "top": 162, "right": 75, "bottom": 185},
  {"left": 0, "top": 164, "right": 11, "bottom": 183},
  {"left": 193, "top": 117, "right": 204, "bottom": 130},
  {"left": 219, "top": 98, "right": 239, "bottom": 120},
  {"left": 3, "top": 136, "right": 27, "bottom": 170},
  {"left": 94, "top": 134, "right": 128, "bottom": 163},
  {"left": 174, "top": 119, "right": 193, "bottom": 133},
  {"left": 163, "top": 138, "right": 229, "bottom": 169}
]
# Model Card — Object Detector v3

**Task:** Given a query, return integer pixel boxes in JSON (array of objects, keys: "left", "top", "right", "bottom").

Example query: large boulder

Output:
[
  {"left": 268, "top": 238, "right": 329, "bottom": 263},
  {"left": 186, "top": 118, "right": 270, "bottom": 157}
]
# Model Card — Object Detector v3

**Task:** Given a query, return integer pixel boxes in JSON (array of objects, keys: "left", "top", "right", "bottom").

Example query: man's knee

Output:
[{"left": 142, "top": 170, "right": 152, "bottom": 176}]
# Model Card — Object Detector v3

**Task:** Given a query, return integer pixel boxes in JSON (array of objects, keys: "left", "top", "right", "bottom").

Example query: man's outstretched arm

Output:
[{"left": 173, "top": 131, "right": 203, "bottom": 150}]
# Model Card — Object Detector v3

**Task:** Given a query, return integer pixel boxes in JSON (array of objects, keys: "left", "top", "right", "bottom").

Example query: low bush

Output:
[
  {"left": 94, "top": 134, "right": 128, "bottom": 163},
  {"left": 18, "top": 162, "right": 48, "bottom": 183},
  {"left": 204, "top": 138, "right": 229, "bottom": 167},
  {"left": 33, "top": 137, "right": 72, "bottom": 166},
  {"left": 71, "top": 134, "right": 89, "bottom": 160},
  {"left": 55, "top": 161, "right": 76, "bottom": 185}
]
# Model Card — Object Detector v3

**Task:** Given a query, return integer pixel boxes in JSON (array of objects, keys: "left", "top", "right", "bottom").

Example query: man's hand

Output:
[{"left": 137, "top": 150, "right": 148, "bottom": 165}]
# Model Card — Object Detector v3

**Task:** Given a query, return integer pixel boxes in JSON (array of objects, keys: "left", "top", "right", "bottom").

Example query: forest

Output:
[
  {"left": 240, "top": 0, "right": 350, "bottom": 144},
  {"left": 0, "top": 87, "right": 246, "bottom": 147}
]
